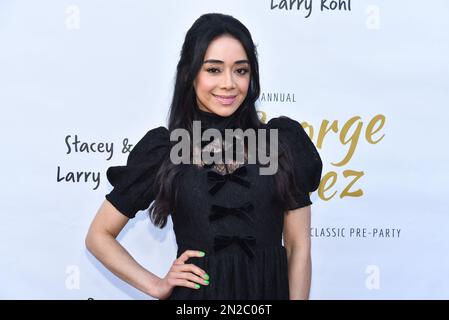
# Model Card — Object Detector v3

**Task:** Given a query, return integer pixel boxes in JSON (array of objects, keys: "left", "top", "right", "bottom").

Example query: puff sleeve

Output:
[
  {"left": 267, "top": 116, "right": 323, "bottom": 210},
  {"left": 105, "top": 126, "right": 170, "bottom": 218}
]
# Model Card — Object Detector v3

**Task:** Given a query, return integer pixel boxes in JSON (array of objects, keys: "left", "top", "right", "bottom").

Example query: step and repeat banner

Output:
[{"left": 1, "top": 0, "right": 448, "bottom": 299}]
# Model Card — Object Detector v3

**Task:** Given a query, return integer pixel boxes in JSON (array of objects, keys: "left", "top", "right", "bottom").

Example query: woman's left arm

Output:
[{"left": 283, "top": 205, "right": 312, "bottom": 300}]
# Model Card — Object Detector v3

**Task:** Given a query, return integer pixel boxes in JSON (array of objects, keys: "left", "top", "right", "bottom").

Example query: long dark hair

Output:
[{"left": 149, "top": 13, "right": 297, "bottom": 228}]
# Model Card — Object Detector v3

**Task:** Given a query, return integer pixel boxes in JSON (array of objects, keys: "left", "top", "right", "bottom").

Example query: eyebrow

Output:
[{"left": 203, "top": 59, "right": 250, "bottom": 65}]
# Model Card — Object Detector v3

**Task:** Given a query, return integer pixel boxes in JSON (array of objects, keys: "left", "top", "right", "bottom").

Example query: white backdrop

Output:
[{"left": 1, "top": 0, "right": 448, "bottom": 299}]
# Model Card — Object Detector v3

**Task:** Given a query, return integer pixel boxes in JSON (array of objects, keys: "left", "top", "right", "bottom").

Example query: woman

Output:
[{"left": 85, "top": 13, "right": 322, "bottom": 300}]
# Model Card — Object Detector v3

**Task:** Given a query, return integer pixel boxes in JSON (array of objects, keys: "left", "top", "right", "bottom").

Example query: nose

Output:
[{"left": 220, "top": 69, "right": 236, "bottom": 89}]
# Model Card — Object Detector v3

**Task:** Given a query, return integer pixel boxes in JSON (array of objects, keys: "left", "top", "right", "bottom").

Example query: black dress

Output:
[{"left": 105, "top": 107, "right": 323, "bottom": 300}]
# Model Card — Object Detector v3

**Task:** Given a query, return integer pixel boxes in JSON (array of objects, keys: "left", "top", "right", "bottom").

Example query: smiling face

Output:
[{"left": 193, "top": 34, "right": 251, "bottom": 117}]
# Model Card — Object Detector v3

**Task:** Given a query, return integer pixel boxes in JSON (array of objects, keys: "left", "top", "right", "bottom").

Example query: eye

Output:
[
  {"left": 206, "top": 67, "right": 220, "bottom": 73},
  {"left": 236, "top": 68, "right": 250, "bottom": 75}
]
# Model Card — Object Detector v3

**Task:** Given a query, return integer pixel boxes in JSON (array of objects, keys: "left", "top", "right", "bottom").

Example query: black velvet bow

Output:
[
  {"left": 213, "top": 235, "right": 257, "bottom": 258},
  {"left": 207, "top": 165, "right": 250, "bottom": 195},
  {"left": 209, "top": 202, "right": 254, "bottom": 222}
]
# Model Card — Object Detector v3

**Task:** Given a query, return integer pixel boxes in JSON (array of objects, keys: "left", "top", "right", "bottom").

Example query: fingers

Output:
[
  {"left": 167, "top": 278, "right": 202, "bottom": 290},
  {"left": 182, "top": 271, "right": 209, "bottom": 286},
  {"left": 175, "top": 250, "right": 206, "bottom": 265},
  {"left": 168, "top": 250, "right": 210, "bottom": 290},
  {"left": 172, "top": 264, "right": 210, "bottom": 285},
  {"left": 169, "top": 270, "right": 209, "bottom": 288}
]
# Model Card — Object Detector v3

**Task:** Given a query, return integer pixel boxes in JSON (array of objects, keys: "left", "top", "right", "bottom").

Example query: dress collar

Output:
[{"left": 194, "top": 103, "right": 239, "bottom": 131}]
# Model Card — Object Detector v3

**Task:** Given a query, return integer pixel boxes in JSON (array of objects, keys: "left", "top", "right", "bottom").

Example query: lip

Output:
[{"left": 213, "top": 94, "right": 237, "bottom": 105}]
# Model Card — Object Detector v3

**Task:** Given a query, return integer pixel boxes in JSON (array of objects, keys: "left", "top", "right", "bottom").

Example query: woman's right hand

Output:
[{"left": 154, "top": 250, "right": 210, "bottom": 300}]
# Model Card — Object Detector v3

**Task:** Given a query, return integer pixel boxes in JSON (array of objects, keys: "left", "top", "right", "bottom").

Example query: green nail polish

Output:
[
  {"left": 195, "top": 284, "right": 201, "bottom": 289},
  {"left": 199, "top": 251, "right": 205, "bottom": 257},
  {"left": 204, "top": 280, "right": 209, "bottom": 285},
  {"left": 203, "top": 274, "right": 209, "bottom": 280}
]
